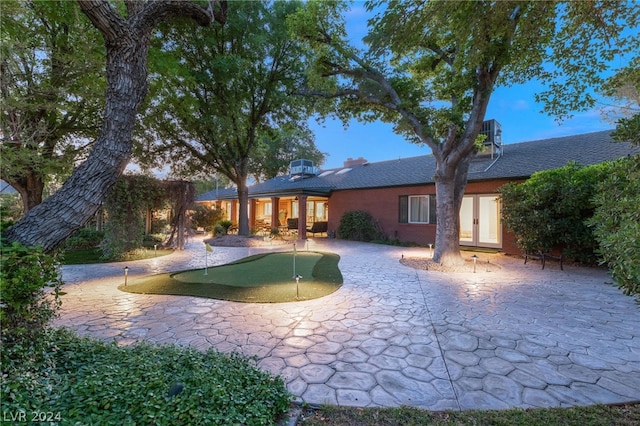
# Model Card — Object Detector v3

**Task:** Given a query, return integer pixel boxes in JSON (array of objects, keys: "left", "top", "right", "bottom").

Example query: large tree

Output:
[
  {"left": 292, "top": 0, "right": 639, "bottom": 266},
  {"left": 248, "top": 125, "right": 326, "bottom": 182},
  {"left": 600, "top": 57, "right": 640, "bottom": 146},
  {"left": 0, "top": 0, "right": 104, "bottom": 214},
  {"left": 4, "top": 0, "right": 226, "bottom": 252},
  {"left": 139, "top": 0, "right": 317, "bottom": 235}
]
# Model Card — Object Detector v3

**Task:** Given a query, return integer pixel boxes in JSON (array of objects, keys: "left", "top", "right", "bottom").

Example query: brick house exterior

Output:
[{"left": 196, "top": 130, "right": 638, "bottom": 255}]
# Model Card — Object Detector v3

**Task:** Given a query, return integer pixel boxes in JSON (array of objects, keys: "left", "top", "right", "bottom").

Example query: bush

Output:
[
  {"left": 589, "top": 155, "right": 640, "bottom": 296},
  {"left": 499, "top": 162, "right": 608, "bottom": 263},
  {"left": 215, "top": 219, "right": 234, "bottom": 236},
  {"left": 64, "top": 227, "right": 105, "bottom": 249},
  {"left": 189, "top": 204, "right": 224, "bottom": 232},
  {"left": 0, "top": 239, "right": 62, "bottom": 341},
  {"left": 213, "top": 224, "right": 226, "bottom": 236},
  {"left": 1, "top": 329, "right": 291, "bottom": 425},
  {"left": 338, "top": 210, "right": 381, "bottom": 242}
]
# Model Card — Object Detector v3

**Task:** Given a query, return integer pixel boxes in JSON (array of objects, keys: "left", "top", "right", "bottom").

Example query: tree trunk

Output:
[
  {"left": 3, "top": 0, "right": 218, "bottom": 252},
  {"left": 236, "top": 179, "right": 250, "bottom": 236},
  {"left": 432, "top": 146, "right": 473, "bottom": 267},
  {"left": 9, "top": 172, "right": 44, "bottom": 215}
]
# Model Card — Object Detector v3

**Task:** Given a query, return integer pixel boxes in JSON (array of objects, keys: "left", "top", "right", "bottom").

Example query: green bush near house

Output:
[
  {"left": 338, "top": 210, "right": 382, "bottom": 242},
  {"left": 189, "top": 203, "right": 224, "bottom": 233},
  {"left": 499, "top": 162, "right": 609, "bottom": 263},
  {"left": 589, "top": 155, "right": 640, "bottom": 297}
]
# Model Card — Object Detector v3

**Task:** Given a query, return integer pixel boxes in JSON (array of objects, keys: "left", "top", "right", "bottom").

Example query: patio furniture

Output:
[
  {"left": 307, "top": 221, "right": 328, "bottom": 236},
  {"left": 524, "top": 251, "right": 564, "bottom": 270},
  {"left": 287, "top": 218, "right": 298, "bottom": 234}
]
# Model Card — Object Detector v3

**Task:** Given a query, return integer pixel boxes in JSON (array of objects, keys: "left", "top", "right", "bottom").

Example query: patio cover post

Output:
[
  {"left": 298, "top": 195, "right": 307, "bottom": 240},
  {"left": 271, "top": 196, "right": 280, "bottom": 230}
]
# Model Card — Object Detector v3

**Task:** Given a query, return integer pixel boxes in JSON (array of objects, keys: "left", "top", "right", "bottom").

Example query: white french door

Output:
[{"left": 460, "top": 194, "right": 502, "bottom": 248}]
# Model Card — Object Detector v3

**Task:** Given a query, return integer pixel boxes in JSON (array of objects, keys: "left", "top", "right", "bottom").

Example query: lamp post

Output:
[
  {"left": 295, "top": 274, "right": 302, "bottom": 299},
  {"left": 124, "top": 266, "right": 129, "bottom": 286},
  {"left": 292, "top": 242, "right": 297, "bottom": 278},
  {"left": 471, "top": 255, "right": 478, "bottom": 273}
]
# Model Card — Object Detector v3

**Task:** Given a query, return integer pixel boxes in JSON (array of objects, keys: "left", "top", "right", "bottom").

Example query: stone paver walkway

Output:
[{"left": 56, "top": 236, "right": 640, "bottom": 411}]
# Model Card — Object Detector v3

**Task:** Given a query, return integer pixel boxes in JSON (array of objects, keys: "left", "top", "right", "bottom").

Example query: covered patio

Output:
[{"left": 197, "top": 188, "right": 330, "bottom": 240}]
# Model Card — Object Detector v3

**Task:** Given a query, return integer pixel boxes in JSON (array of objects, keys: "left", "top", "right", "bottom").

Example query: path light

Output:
[
  {"left": 292, "top": 242, "right": 297, "bottom": 278},
  {"left": 429, "top": 244, "right": 433, "bottom": 257},
  {"left": 295, "top": 274, "right": 303, "bottom": 299},
  {"left": 154, "top": 244, "right": 158, "bottom": 257},
  {"left": 471, "top": 255, "right": 478, "bottom": 273},
  {"left": 124, "top": 266, "right": 129, "bottom": 286}
]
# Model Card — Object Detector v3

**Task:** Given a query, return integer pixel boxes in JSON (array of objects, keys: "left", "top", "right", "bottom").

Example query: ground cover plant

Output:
[
  {"left": 1, "top": 329, "right": 291, "bottom": 425},
  {"left": 119, "top": 251, "right": 343, "bottom": 302}
]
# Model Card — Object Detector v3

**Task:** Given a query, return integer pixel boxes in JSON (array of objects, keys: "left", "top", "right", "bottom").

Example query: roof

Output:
[
  {"left": 197, "top": 130, "right": 639, "bottom": 201},
  {"left": 195, "top": 187, "right": 238, "bottom": 202}
]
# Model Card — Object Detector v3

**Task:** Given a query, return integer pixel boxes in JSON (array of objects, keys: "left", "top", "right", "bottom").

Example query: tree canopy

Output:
[
  {"left": 0, "top": 0, "right": 105, "bottom": 214},
  {"left": 4, "top": 0, "right": 225, "bottom": 252},
  {"left": 290, "top": 0, "right": 639, "bottom": 265},
  {"left": 138, "top": 0, "right": 318, "bottom": 235}
]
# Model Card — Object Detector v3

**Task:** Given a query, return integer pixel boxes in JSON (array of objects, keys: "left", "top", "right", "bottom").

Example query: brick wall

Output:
[{"left": 327, "top": 179, "right": 523, "bottom": 255}]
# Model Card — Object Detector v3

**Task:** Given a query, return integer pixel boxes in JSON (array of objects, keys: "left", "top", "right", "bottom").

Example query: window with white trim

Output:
[{"left": 399, "top": 195, "right": 436, "bottom": 224}]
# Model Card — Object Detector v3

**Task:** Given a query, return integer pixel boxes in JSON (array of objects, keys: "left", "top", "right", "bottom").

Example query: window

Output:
[
  {"left": 263, "top": 202, "right": 272, "bottom": 216},
  {"left": 399, "top": 195, "right": 436, "bottom": 224}
]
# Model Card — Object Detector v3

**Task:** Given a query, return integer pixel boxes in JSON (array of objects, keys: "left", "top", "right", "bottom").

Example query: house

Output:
[{"left": 196, "top": 129, "right": 639, "bottom": 254}]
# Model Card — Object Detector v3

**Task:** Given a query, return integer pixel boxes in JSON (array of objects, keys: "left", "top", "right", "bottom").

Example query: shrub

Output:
[
  {"left": 64, "top": 227, "right": 105, "bottom": 249},
  {"left": 338, "top": 210, "right": 381, "bottom": 242},
  {"left": 589, "top": 155, "right": 640, "bottom": 296},
  {"left": 0, "top": 238, "right": 62, "bottom": 341},
  {"left": 1, "top": 329, "right": 291, "bottom": 425},
  {"left": 213, "top": 224, "right": 226, "bottom": 236},
  {"left": 189, "top": 204, "right": 224, "bottom": 232},
  {"left": 216, "top": 219, "right": 234, "bottom": 235},
  {"left": 499, "top": 162, "right": 608, "bottom": 263},
  {"left": 101, "top": 175, "right": 166, "bottom": 259}
]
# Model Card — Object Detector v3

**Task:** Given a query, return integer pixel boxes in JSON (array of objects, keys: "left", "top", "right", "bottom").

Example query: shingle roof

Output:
[
  {"left": 195, "top": 187, "right": 238, "bottom": 202},
  {"left": 197, "top": 130, "right": 639, "bottom": 201}
]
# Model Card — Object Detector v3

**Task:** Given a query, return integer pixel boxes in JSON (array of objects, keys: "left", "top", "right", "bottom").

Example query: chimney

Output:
[{"left": 343, "top": 157, "right": 368, "bottom": 167}]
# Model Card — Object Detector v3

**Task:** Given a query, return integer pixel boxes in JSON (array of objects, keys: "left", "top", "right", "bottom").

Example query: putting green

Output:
[{"left": 118, "top": 251, "right": 343, "bottom": 303}]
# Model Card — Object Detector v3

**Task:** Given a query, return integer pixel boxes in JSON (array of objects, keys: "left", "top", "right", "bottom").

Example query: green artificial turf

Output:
[{"left": 119, "top": 251, "right": 343, "bottom": 303}]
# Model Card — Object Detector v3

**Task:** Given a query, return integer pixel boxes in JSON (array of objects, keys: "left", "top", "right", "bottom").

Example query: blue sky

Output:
[{"left": 311, "top": 3, "right": 621, "bottom": 170}]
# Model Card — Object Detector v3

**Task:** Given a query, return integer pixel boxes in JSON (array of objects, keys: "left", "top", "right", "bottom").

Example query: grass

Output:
[
  {"left": 61, "top": 246, "right": 173, "bottom": 265},
  {"left": 298, "top": 403, "right": 640, "bottom": 425},
  {"left": 119, "top": 251, "right": 343, "bottom": 303}
]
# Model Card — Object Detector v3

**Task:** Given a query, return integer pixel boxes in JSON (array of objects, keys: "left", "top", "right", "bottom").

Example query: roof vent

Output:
[
  {"left": 480, "top": 119, "right": 502, "bottom": 159},
  {"left": 289, "top": 159, "right": 319, "bottom": 177}
]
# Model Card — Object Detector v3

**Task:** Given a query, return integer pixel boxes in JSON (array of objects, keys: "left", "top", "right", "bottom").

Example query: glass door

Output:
[
  {"left": 459, "top": 194, "right": 502, "bottom": 248},
  {"left": 460, "top": 196, "right": 475, "bottom": 244}
]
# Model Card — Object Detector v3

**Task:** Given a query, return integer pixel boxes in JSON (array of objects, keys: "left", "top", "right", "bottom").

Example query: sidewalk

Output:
[{"left": 56, "top": 236, "right": 640, "bottom": 410}]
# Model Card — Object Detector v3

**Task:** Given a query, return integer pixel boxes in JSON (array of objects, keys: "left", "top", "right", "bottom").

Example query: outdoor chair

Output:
[
  {"left": 287, "top": 218, "right": 298, "bottom": 234},
  {"left": 306, "top": 221, "right": 328, "bottom": 236}
]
